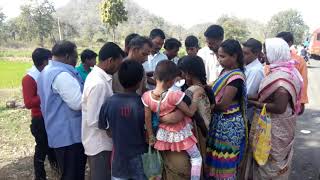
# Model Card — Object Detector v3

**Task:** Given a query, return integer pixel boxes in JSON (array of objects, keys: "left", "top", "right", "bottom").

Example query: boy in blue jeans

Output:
[{"left": 99, "top": 60, "right": 148, "bottom": 180}]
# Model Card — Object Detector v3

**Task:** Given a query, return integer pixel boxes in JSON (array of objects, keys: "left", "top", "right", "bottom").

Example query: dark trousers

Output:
[
  {"left": 30, "top": 117, "right": 57, "bottom": 180},
  {"left": 88, "top": 151, "right": 112, "bottom": 180},
  {"left": 111, "top": 155, "right": 147, "bottom": 180},
  {"left": 54, "top": 143, "right": 87, "bottom": 180}
]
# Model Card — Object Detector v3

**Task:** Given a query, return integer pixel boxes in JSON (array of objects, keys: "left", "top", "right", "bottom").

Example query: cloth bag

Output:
[
  {"left": 252, "top": 104, "right": 272, "bottom": 166},
  {"left": 142, "top": 146, "right": 162, "bottom": 179}
]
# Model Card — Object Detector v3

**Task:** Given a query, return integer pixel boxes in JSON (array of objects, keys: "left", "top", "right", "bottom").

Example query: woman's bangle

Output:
[{"left": 149, "top": 135, "right": 156, "bottom": 142}]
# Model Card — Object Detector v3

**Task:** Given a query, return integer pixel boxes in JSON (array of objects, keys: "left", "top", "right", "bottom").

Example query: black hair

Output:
[
  {"left": 128, "top": 36, "right": 152, "bottom": 50},
  {"left": 150, "top": 28, "right": 166, "bottom": 40},
  {"left": 164, "top": 38, "right": 182, "bottom": 50},
  {"left": 178, "top": 56, "right": 207, "bottom": 84},
  {"left": 125, "top": 33, "right": 139, "bottom": 48},
  {"left": 118, "top": 60, "right": 144, "bottom": 89},
  {"left": 99, "top": 42, "right": 125, "bottom": 61},
  {"left": 185, "top": 35, "right": 199, "bottom": 48},
  {"left": 178, "top": 55, "right": 215, "bottom": 104},
  {"left": 220, "top": 39, "right": 244, "bottom": 71},
  {"left": 80, "top": 49, "right": 97, "bottom": 63},
  {"left": 52, "top": 40, "right": 77, "bottom": 57},
  {"left": 204, "top": 25, "right": 224, "bottom": 39},
  {"left": 154, "top": 60, "right": 179, "bottom": 82},
  {"left": 276, "top": 31, "right": 294, "bottom": 44},
  {"left": 177, "top": 56, "right": 186, "bottom": 66},
  {"left": 32, "top": 48, "right": 51, "bottom": 67},
  {"left": 242, "top": 38, "right": 262, "bottom": 54}
]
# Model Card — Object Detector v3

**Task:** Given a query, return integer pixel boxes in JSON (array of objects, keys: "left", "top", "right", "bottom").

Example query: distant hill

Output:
[
  {"left": 55, "top": 0, "right": 266, "bottom": 46},
  {"left": 56, "top": 0, "right": 188, "bottom": 42}
]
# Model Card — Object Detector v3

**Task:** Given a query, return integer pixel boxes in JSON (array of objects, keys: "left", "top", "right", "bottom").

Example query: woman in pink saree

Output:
[{"left": 249, "top": 38, "right": 303, "bottom": 179}]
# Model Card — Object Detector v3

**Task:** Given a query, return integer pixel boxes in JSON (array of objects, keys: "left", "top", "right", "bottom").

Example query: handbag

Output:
[
  {"left": 142, "top": 145, "right": 162, "bottom": 179},
  {"left": 252, "top": 104, "right": 272, "bottom": 166}
]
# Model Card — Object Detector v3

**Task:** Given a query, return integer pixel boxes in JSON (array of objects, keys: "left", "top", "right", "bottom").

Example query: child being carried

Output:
[{"left": 142, "top": 60, "right": 202, "bottom": 180}]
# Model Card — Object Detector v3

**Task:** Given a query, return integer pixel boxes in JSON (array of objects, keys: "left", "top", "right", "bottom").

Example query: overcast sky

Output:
[{"left": 1, "top": 0, "right": 319, "bottom": 31}]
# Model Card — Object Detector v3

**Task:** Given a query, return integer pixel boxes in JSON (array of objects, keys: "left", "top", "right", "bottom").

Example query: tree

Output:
[
  {"left": 267, "top": 9, "right": 309, "bottom": 44},
  {"left": 244, "top": 19, "right": 267, "bottom": 42},
  {"left": 0, "top": 8, "right": 7, "bottom": 44},
  {"left": 34, "top": 0, "right": 55, "bottom": 46},
  {"left": 100, "top": 0, "right": 128, "bottom": 42},
  {"left": 5, "top": 19, "right": 19, "bottom": 41},
  {"left": 52, "top": 20, "right": 79, "bottom": 42},
  {"left": 0, "top": 9, "right": 5, "bottom": 26},
  {"left": 15, "top": 0, "right": 55, "bottom": 46},
  {"left": 217, "top": 15, "right": 250, "bottom": 42}
]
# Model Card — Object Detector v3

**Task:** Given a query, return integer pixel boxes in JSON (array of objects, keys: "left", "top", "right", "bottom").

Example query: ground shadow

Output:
[
  {"left": 290, "top": 108, "right": 320, "bottom": 180},
  {"left": 1, "top": 109, "right": 319, "bottom": 180},
  {"left": 0, "top": 156, "right": 61, "bottom": 180},
  {"left": 0, "top": 156, "right": 36, "bottom": 180},
  {"left": 0, "top": 156, "right": 90, "bottom": 180}
]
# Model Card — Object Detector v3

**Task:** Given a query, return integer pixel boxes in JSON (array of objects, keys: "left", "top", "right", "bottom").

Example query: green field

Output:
[
  {"left": 0, "top": 45, "right": 188, "bottom": 89},
  {"left": 0, "top": 60, "right": 33, "bottom": 88},
  {"left": 0, "top": 50, "right": 32, "bottom": 58}
]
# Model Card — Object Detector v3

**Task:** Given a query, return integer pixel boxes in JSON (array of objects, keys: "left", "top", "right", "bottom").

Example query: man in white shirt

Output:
[
  {"left": 81, "top": 42, "right": 125, "bottom": 180},
  {"left": 197, "top": 25, "right": 224, "bottom": 84},
  {"left": 143, "top": 28, "right": 167, "bottom": 89},
  {"left": 242, "top": 38, "right": 264, "bottom": 123}
]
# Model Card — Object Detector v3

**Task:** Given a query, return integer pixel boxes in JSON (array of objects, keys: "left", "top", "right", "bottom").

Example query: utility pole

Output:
[{"left": 58, "top": 17, "right": 62, "bottom": 40}]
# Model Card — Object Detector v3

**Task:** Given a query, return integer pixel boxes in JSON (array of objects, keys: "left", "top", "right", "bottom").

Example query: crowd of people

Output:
[{"left": 21, "top": 24, "right": 308, "bottom": 180}]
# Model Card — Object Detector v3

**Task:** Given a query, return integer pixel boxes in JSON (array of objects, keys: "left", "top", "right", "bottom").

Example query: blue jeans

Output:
[{"left": 111, "top": 155, "right": 147, "bottom": 180}]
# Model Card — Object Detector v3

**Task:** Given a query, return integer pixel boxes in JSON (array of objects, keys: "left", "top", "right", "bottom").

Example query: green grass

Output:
[
  {"left": 0, "top": 48, "right": 99, "bottom": 59},
  {"left": 0, "top": 60, "right": 32, "bottom": 88},
  {"left": 0, "top": 50, "right": 32, "bottom": 58},
  {"left": 0, "top": 89, "right": 58, "bottom": 179},
  {"left": 0, "top": 89, "right": 85, "bottom": 179}
]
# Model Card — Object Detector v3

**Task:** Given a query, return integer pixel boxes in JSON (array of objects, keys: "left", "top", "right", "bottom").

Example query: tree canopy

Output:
[
  {"left": 217, "top": 15, "right": 250, "bottom": 42},
  {"left": 13, "top": 0, "right": 55, "bottom": 46},
  {"left": 101, "top": 0, "right": 128, "bottom": 41},
  {"left": 267, "top": 9, "right": 309, "bottom": 44},
  {"left": 0, "top": 9, "right": 7, "bottom": 44}
]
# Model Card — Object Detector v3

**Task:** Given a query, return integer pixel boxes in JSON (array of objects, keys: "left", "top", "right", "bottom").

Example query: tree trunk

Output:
[
  {"left": 49, "top": 32, "right": 56, "bottom": 44},
  {"left": 12, "top": 32, "right": 16, "bottom": 40},
  {"left": 39, "top": 33, "right": 44, "bottom": 47},
  {"left": 112, "top": 27, "right": 116, "bottom": 42}
]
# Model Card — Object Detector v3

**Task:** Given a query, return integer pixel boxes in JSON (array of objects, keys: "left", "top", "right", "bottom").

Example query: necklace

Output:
[
  {"left": 151, "top": 91, "right": 161, "bottom": 97},
  {"left": 151, "top": 90, "right": 168, "bottom": 98}
]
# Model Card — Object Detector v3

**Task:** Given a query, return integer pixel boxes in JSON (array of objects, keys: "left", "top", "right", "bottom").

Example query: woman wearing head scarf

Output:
[{"left": 249, "top": 38, "right": 302, "bottom": 179}]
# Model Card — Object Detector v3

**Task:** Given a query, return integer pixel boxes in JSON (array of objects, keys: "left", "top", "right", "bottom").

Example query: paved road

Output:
[{"left": 290, "top": 59, "right": 320, "bottom": 180}]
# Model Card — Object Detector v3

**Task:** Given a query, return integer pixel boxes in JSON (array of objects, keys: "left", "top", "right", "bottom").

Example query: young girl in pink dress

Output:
[{"left": 142, "top": 60, "right": 202, "bottom": 180}]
